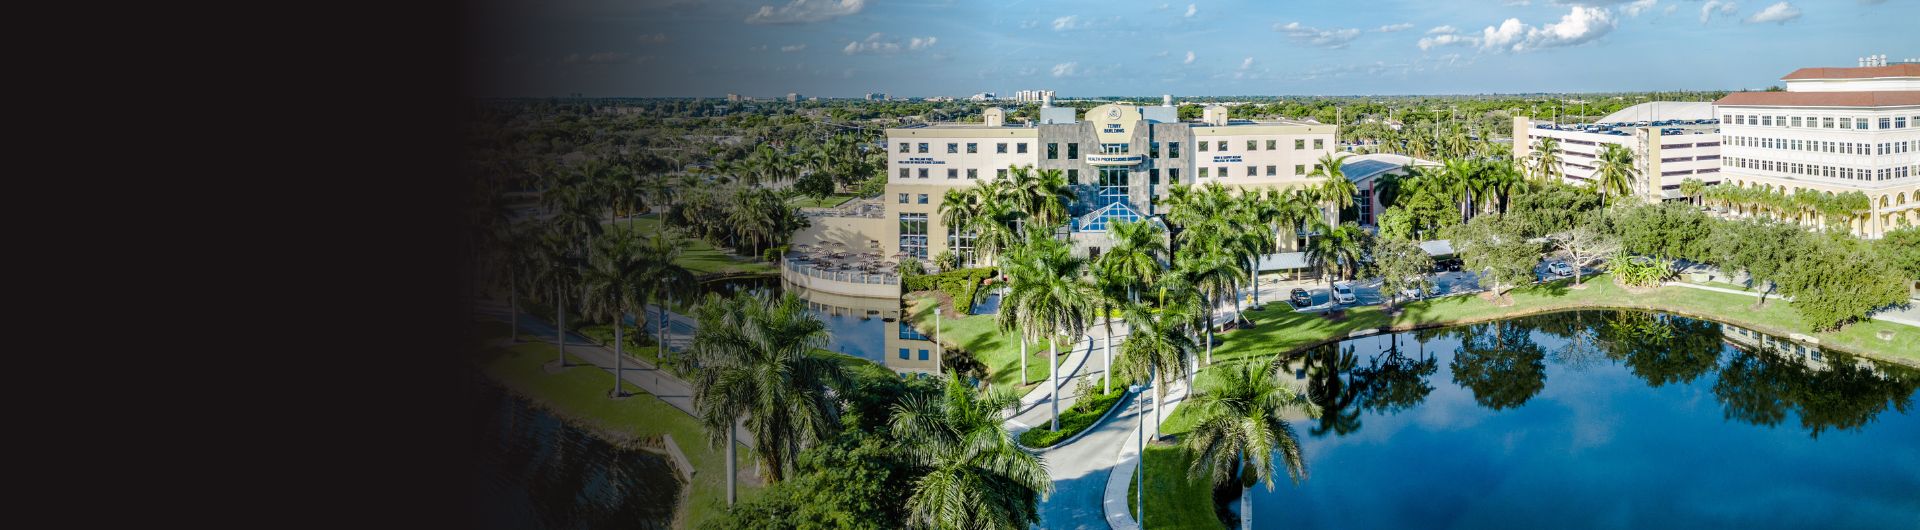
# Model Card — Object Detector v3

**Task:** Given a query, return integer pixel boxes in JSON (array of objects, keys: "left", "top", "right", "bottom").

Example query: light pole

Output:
[
  {"left": 1131, "top": 383, "right": 1147, "bottom": 529},
  {"left": 934, "top": 306, "right": 942, "bottom": 374}
]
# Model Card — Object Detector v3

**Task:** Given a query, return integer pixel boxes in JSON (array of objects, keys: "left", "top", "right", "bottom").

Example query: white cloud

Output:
[
  {"left": 1427, "top": 25, "right": 1458, "bottom": 35},
  {"left": 781, "top": 44, "right": 808, "bottom": 52},
  {"left": 1475, "top": 5, "right": 1616, "bottom": 53},
  {"left": 842, "top": 33, "right": 936, "bottom": 55},
  {"left": 1701, "top": 0, "right": 1738, "bottom": 24},
  {"left": 637, "top": 33, "right": 670, "bottom": 44},
  {"left": 1052, "top": 15, "right": 1079, "bottom": 31},
  {"left": 1240, "top": 56, "right": 1255, "bottom": 69},
  {"left": 1051, "top": 62, "right": 1079, "bottom": 77},
  {"left": 746, "top": 0, "right": 865, "bottom": 24},
  {"left": 1745, "top": 2, "right": 1801, "bottom": 24},
  {"left": 749, "top": 44, "right": 770, "bottom": 52},
  {"left": 1184, "top": 50, "right": 1196, "bottom": 64},
  {"left": 1185, "top": 4, "right": 1197, "bottom": 17},
  {"left": 1622, "top": 0, "right": 1658, "bottom": 17},
  {"left": 1418, "top": 33, "right": 1479, "bottom": 50},
  {"left": 1664, "top": 5, "right": 1678, "bottom": 15},
  {"left": 1275, "top": 22, "right": 1364, "bottom": 48},
  {"left": 1377, "top": 22, "right": 1415, "bottom": 32}
]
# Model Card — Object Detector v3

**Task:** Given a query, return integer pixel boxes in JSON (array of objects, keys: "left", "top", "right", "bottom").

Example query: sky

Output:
[{"left": 464, "top": 0, "right": 1918, "bottom": 98}]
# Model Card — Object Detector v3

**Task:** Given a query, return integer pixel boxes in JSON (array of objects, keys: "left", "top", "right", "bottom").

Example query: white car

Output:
[
  {"left": 1547, "top": 262, "right": 1576, "bottom": 277},
  {"left": 1332, "top": 283, "right": 1357, "bottom": 305}
]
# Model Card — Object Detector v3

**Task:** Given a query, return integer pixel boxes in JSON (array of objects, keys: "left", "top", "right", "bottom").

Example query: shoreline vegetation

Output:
[{"left": 473, "top": 322, "right": 760, "bottom": 529}]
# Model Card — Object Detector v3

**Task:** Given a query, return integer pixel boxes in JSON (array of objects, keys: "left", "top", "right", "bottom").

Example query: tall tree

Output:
[
  {"left": 891, "top": 373, "right": 1052, "bottom": 530},
  {"left": 1002, "top": 233, "right": 1093, "bottom": 430},
  {"left": 1594, "top": 143, "right": 1639, "bottom": 207},
  {"left": 581, "top": 235, "right": 647, "bottom": 397},
  {"left": 1114, "top": 301, "right": 1197, "bottom": 439},
  {"left": 1368, "top": 235, "right": 1435, "bottom": 311}
]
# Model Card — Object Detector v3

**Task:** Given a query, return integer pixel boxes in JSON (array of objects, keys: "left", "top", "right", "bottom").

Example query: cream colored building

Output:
[
  {"left": 867, "top": 101, "right": 1336, "bottom": 266},
  {"left": 1512, "top": 101, "right": 1724, "bottom": 202},
  {"left": 1714, "top": 63, "right": 1920, "bottom": 237}
]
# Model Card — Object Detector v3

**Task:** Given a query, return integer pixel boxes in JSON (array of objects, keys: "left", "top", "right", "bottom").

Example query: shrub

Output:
[
  {"left": 932, "top": 250, "right": 960, "bottom": 272},
  {"left": 1612, "top": 253, "right": 1670, "bottom": 287},
  {"left": 1017, "top": 385, "right": 1128, "bottom": 448},
  {"left": 904, "top": 267, "right": 997, "bottom": 314}
]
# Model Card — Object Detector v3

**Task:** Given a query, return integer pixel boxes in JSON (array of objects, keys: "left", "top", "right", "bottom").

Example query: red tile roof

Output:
[
  {"left": 1781, "top": 64, "right": 1920, "bottom": 80},
  {"left": 1715, "top": 91, "right": 1920, "bottom": 108}
]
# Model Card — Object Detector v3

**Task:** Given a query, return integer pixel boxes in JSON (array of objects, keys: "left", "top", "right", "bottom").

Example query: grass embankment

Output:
[
  {"left": 903, "top": 293, "right": 1070, "bottom": 389},
  {"left": 605, "top": 216, "right": 778, "bottom": 276},
  {"left": 1127, "top": 445, "right": 1226, "bottom": 530},
  {"left": 1016, "top": 386, "right": 1128, "bottom": 448},
  {"left": 476, "top": 324, "right": 759, "bottom": 528},
  {"left": 789, "top": 194, "right": 857, "bottom": 209}
]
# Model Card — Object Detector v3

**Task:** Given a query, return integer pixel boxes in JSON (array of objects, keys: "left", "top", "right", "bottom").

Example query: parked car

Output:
[
  {"left": 1547, "top": 262, "right": 1575, "bottom": 277},
  {"left": 1289, "top": 288, "right": 1313, "bottom": 308},
  {"left": 1332, "top": 283, "right": 1357, "bottom": 305}
]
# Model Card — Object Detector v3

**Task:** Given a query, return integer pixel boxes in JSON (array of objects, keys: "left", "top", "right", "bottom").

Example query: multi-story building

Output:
[
  {"left": 1512, "top": 101, "right": 1724, "bottom": 201},
  {"left": 873, "top": 100, "right": 1336, "bottom": 264},
  {"left": 1714, "top": 62, "right": 1920, "bottom": 237},
  {"left": 1013, "top": 90, "right": 1055, "bottom": 104}
]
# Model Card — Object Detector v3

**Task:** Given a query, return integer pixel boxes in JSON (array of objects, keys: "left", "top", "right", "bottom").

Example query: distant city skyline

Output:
[{"left": 465, "top": 0, "right": 1917, "bottom": 98}]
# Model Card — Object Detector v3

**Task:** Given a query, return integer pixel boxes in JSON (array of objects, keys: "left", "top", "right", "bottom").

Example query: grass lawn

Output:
[
  {"left": 904, "top": 293, "right": 1072, "bottom": 389},
  {"left": 1127, "top": 445, "right": 1226, "bottom": 530},
  {"left": 605, "top": 216, "right": 778, "bottom": 276},
  {"left": 476, "top": 325, "right": 759, "bottom": 528},
  {"left": 789, "top": 194, "right": 856, "bottom": 209}
]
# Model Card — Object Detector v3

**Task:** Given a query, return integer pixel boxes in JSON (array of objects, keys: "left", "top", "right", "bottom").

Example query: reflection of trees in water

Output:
[
  {"left": 1601, "top": 311, "right": 1721, "bottom": 387},
  {"left": 1304, "top": 344, "right": 1365, "bottom": 437},
  {"left": 1352, "top": 332, "right": 1439, "bottom": 415},
  {"left": 1531, "top": 311, "right": 1609, "bottom": 371},
  {"left": 1449, "top": 321, "right": 1549, "bottom": 411},
  {"left": 1713, "top": 346, "right": 1920, "bottom": 438}
]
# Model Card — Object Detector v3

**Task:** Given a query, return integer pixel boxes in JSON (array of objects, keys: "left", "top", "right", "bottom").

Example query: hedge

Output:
[
  {"left": 904, "top": 267, "right": 997, "bottom": 314},
  {"left": 1017, "top": 386, "right": 1129, "bottom": 448}
]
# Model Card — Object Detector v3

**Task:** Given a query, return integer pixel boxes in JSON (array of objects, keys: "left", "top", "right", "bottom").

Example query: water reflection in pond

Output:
[
  {"left": 471, "top": 383, "right": 681, "bottom": 530},
  {"left": 1255, "top": 310, "right": 1920, "bottom": 529},
  {"left": 689, "top": 276, "right": 937, "bottom": 375}
]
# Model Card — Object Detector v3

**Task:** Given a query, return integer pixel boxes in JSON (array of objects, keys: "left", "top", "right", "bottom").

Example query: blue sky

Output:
[{"left": 466, "top": 0, "right": 1917, "bottom": 97}]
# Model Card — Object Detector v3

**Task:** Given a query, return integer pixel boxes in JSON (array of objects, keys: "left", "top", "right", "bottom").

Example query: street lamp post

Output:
[
  {"left": 1131, "top": 382, "right": 1147, "bottom": 529},
  {"left": 934, "top": 307, "right": 942, "bottom": 374}
]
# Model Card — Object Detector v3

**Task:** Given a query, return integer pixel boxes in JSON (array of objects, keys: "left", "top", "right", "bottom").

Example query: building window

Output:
[
  {"left": 1880, "top": 118, "right": 1892, "bottom": 130},
  {"left": 1097, "top": 167, "right": 1130, "bottom": 208},
  {"left": 1150, "top": 168, "right": 1160, "bottom": 186},
  {"left": 997, "top": 142, "right": 1008, "bottom": 154},
  {"left": 899, "top": 348, "right": 909, "bottom": 360},
  {"left": 947, "top": 226, "right": 977, "bottom": 265},
  {"left": 1101, "top": 143, "right": 1129, "bottom": 154},
  {"left": 918, "top": 168, "right": 929, "bottom": 179},
  {"left": 947, "top": 168, "right": 958, "bottom": 179},
  {"left": 1295, "top": 139, "right": 1305, "bottom": 150},
  {"left": 967, "top": 143, "right": 978, "bottom": 153},
  {"left": 1068, "top": 143, "right": 1079, "bottom": 159},
  {"left": 1791, "top": 117, "right": 1802, "bottom": 127},
  {"left": 899, "top": 213, "right": 928, "bottom": 259},
  {"left": 1856, "top": 118, "right": 1868, "bottom": 130},
  {"left": 1218, "top": 166, "right": 1227, "bottom": 178},
  {"left": 1150, "top": 142, "right": 1160, "bottom": 157},
  {"left": 1247, "top": 140, "right": 1258, "bottom": 151},
  {"left": 967, "top": 168, "right": 978, "bottom": 179},
  {"left": 898, "top": 193, "right": 908, "bottom": 204},
  {"left": 1295, "top": 164, "right": 1306, "bottom": 175},
  {"left": 918, "top": 193, "right": 928, "bottom": 204},
  {"left": 1169, "top": 168, "right": 1180, "bottom": 183},
  {"left": 1170, "top": 142, "right": 1180, "bottom": 158},
  {"left": 918, "top": 349, "right": 929, "bottom": 361},
  {"left": 1217, "top": 141, "right": 1228, "bottom": 151},
  {"left": 1198, "top": 141, "right": 1209, "bottom": 152},
  {"left": 1246, "top": 166, "right": 1257, "bottom": 176},
  {"left": 899, "top": 142, "right": 910, "bottom": 153},
  {"left": 1314, "top": 139, "right": 1324, "bottom": 150},
  {"left": 1199, "top": 167, "right": 1210, "bottom": 178},
  {"left": 1266, "top": 165, "right": 1277, "bottom": 176},
  {"left": 1047, "top": 143, "right": 1059, "bottom": 159},
  {"left": 1018, "top": 143, "right": 1029, "bottom": 154},
  {"left": 918, "top": 142, "right": 929, "bottom": 153},
  {"left": 947, "top": 143, "right": 958, "bottom": 154},
  {"left": 899, "top": 168, "right": 909, "bottom": 179},
  {"left": 998, "top": 168, "right": 1009, "bottom": 179},
  {"left": 1068, "top": 169, "right": 1079, "bottom": 184},
  {"left": 1267, "top": 139, "right": 1277, "bottom": 150}
]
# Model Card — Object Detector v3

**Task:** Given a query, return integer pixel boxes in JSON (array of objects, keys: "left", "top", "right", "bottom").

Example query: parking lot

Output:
[{"left": 1247, "top": 258, "right": 1595, "bottom": 315}]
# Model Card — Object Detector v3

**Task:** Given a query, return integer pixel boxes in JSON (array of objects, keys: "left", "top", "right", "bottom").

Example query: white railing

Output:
[{"left": 784, "top": 258, "right": 899, "bottom": 285}]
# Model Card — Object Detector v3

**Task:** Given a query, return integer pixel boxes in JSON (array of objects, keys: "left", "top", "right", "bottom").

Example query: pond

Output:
[
  {"left": 660, "top": 275, "right": 936, "bottom": 375},
  {"left": 1247, "top": 310, "right": 1920, "bottom": 529},
  {"left": 471, "top": 382, "right": 682, "bottom": 530}
]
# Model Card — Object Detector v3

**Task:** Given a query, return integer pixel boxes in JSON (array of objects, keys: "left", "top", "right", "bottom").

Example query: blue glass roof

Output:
[
  {"left": 1079, "top": 202, "right": 1144, "bottom": 232},
  {"left": 1341, "top": 159, "right": 1401, "bottom": 181}
]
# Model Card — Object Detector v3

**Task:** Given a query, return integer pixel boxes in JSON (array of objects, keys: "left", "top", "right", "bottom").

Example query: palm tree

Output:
[
  {"left": 1304, "top": 221, "right": 1369, "bottom": 295},
  {"left": 1310, "top": 153, "right": 1358, "bottom": 223},
  {"left": 1115, "top": 301, "right": 1197, "bottom": 439},
  {"left": 532, "top": 227, "right": 585, "bottom": 368},
  {"left": 1182, "top": 362, "right": 1314, "bottom": 530},
  {"left": 1531, "top": 136, "right": 1562, "bottom": 184},
  {"left": 1479, "top": 158, "right": 1524, "bottom": 214},
  {"left": 1094, "top": 219, "right": 1167, "bottom": 393},
  {"left": 638, "top": 232, "right": 697, "bottom": 367},
  {"left": 1173, "top": 244, "right": 1243, "bottom": 366},
  {"left": 1002, "top": 165, "right": 1070, "bottom": 234},
  {"left": 891, "top": 372, "right": 1052, "bottom": 529},
  {"left": 1440, "top": 158, "right": 1480, "bottom": 223},
  {"left": 689, "top": 292, "right": 851, "bottom": 504},
  {"left": 581, "top": 235, "right": 646, "bottom": 397},
  {"left": 1679, "top": 177, "right": 1705, "bottom": 208},
  {"left": 1594, "top": 143, "right": 1638, "bottom": 207},
  {"left": 1003, "top": 234, "right": 1094, "bottom": 430}
]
